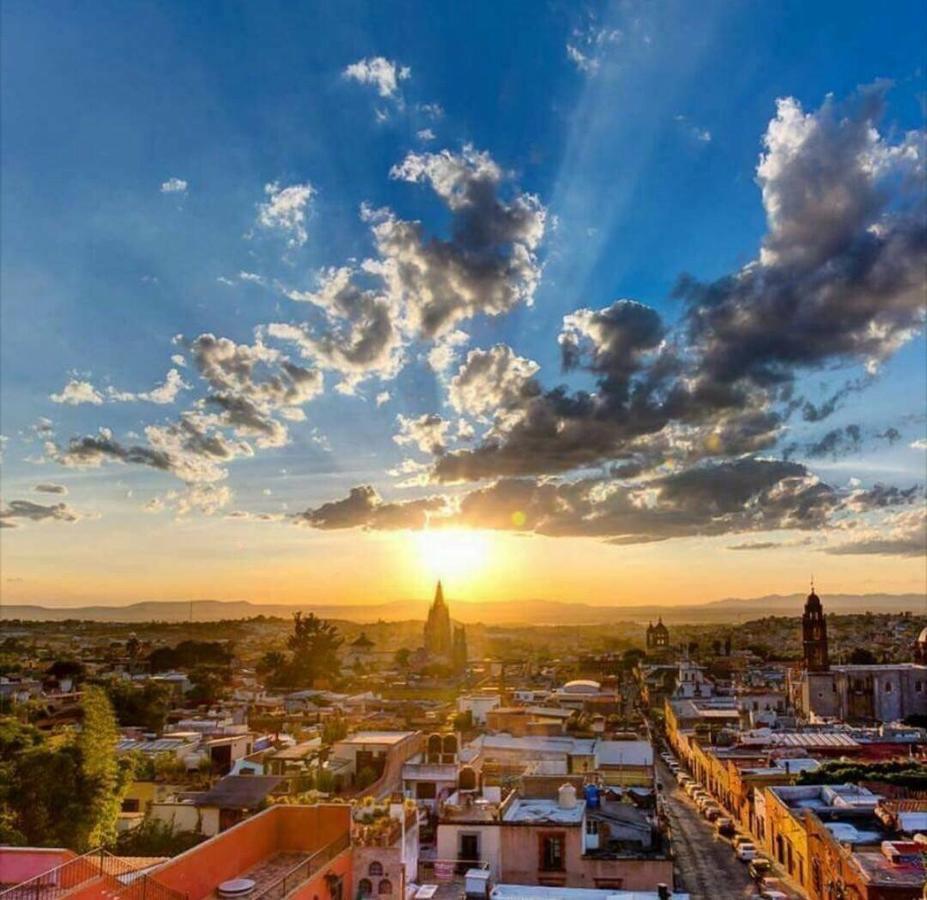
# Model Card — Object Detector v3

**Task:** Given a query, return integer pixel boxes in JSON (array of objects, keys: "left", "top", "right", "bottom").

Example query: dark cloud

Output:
[
  {"left": 0, "top": 499, "right": 83, "bottom": 526},
  {"left": 801, "top": 378, "right": 870, "bottom": 422},
  {"left": 33, "top": 483, "right": 67, "bottom": 495},
  {"left": 876, "top": 427, "right": 902, "bottom": 445},
  {"left": 726, "top": 541, "right": 783, "bottom": 551},
  {"left": 451, "top": 459, "right": 842, "bottom": 544},
  {"left": 805, "top": 424, "right": 862, "bottom": 459},
  {"left": 268, "top": 146, "right": 546, "bottom": 391},
  {"left": 293, "top": 485, "right": 448, "bottom": 531},
  {"left": 432, "top": 88, "right": 924, "bottom": 486},
  {"left": 678, "top": 87, "right": 925, "bottom": 388}
]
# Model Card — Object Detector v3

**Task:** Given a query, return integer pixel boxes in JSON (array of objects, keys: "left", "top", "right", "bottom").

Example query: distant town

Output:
[{"left": 0, "top": 584, "right": 925, "bottom": 900}]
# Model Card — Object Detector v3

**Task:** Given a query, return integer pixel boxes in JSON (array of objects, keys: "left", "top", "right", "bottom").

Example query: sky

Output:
[{"left": 1, "top": 0, "right": 926, "bottom": 609}]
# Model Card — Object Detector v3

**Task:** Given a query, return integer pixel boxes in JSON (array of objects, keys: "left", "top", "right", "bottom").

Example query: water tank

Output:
[
  {"left": 584, "top": 783, "right": 600, "bottom": 809},
  {"left": 558, "top": 783, "right": 578, "bottom": 809}
]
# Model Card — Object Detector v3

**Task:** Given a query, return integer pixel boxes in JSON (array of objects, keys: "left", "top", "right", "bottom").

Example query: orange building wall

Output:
[
  {"left": 288, "top": 850, "right": 353, "bottom": 900},
  {"left": 153, "top": 804, "right": 352, "bottom": 900}
]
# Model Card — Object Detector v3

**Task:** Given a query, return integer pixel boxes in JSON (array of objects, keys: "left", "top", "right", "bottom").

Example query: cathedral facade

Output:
[{"left": 423, "top": 581, "right": 467, "bottom": 671}]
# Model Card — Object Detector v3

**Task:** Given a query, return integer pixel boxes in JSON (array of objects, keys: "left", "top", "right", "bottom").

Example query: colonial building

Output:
[
  {"left": 793, "top": 589, "right": 927, "bottom": 722},
  {"left": 423, "top": 580, "right": 467, "bottom": 672},
  {"left": 645, "top": 618, "right": 669, "bottom": 652},
  {"left": 424, "top": 580, "right": 452, "bottom": 658},
  {"left": 802, "top": 584, "right": 829, "bottom": 672}
]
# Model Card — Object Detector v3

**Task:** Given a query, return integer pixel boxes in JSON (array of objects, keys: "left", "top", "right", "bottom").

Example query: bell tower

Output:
[{"left": 802, "top": 582, "right": 829, "bottom": 673}]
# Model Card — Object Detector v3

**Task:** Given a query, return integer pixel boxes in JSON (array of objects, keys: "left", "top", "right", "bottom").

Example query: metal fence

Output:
[
  {"left": 249, "top": 833, "right": 352, "bottom": 900},
  {"left": 0, "top": 849, "right": 186, "bottom": 900}
]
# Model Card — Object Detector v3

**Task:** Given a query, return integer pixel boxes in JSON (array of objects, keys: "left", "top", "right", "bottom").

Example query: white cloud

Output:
[
  {"left": 376, "top": 391, "right": 391, "bottom": 407},
  {"left": 911, "top": 438, "right": 927, "bottom": 450},
  {"left": 674, "top": 115, "right": 712, "bottom": 143},
  {"left": 417, "top": 128, "right": 436, "bottom": 142},
  {"left": 160, "top": 177, "right": 188, "bottom": 194},
  {"left": 257, "top": 181, "right": 314, "bottom": 248},
  {"left": 417, "top": 103, "right": 444, "bottom": 120},
  {"left": 394, "top": 413, "right": 449, "bottom": 455},
  {"left": 566, "top": 23, "right": 622, "bottom": 74},
  {"left": 51, "top": 379, "right": 104, "bottom": 405},
  {"left": 343, "top": 57, "right": 410, "bottom": 98},
  {"left": 106, "top": 368, "right": 189, "bottom": 405}
]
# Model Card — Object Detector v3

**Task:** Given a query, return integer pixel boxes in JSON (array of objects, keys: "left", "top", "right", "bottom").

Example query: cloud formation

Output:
[
  {"left": 0, "top": 499, "right": 84, "bottom": 528},
  {"left": 269, "top": 146, "right": 547, "bottom": 391},
  {"left": 51, "top": 379, "right": 104, "bottom": 405},
  {"left": 343, "top": 57, "right": 410, "bottom": 98},
  {"left": 160, "top": 177, "right": 188, "bottom": 194},
  {"left": 431, "top": 86, "right": 925, "bottom": 484},
  {"left": 294, "top": 484, "right": 446, "bottom": 530},
  {"left": 257, "top": 182, "right": 314, "bottom": 247}
]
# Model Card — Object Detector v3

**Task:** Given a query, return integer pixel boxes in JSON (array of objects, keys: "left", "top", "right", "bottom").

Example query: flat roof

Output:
[
  {"left": 491, "top": 884, "right": 690, "bottom": 900},
  {"left": 336, "top": 731, "right": 416, "bottom": 745},
  {"left": 503, "top": 798, "right": 585, "bottom": 825}
]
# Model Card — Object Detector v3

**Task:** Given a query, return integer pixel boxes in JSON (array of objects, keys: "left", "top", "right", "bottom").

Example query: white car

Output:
[{"left": 736, "top": 842, "right": 758, "bottom": 861}]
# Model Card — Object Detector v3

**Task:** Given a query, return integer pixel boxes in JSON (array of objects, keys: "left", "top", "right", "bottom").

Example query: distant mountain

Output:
[{"left": 1, "top": 593, "right": 924, "bottom": 625}]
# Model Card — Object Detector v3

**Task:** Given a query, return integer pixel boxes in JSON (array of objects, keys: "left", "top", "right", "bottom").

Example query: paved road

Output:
[{"left": 655, "top": 758, "right": 759, "bottom": 900}]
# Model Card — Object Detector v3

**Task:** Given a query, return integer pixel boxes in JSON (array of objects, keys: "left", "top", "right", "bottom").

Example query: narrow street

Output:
[{"left": 655, "top": 758, "right": 759, "bottom": 900}]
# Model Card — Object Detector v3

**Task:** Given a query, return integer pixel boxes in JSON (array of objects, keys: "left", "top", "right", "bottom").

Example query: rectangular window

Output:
[
  {"left": 416, "top": 781, "right": 437, "bottom": 799},
  {"left": 539, "top": 834, "right": 565, "bottom": 872}
]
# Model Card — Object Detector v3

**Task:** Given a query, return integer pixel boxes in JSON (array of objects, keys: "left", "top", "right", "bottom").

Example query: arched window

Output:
[
  {"left": 358, "top": 881, "right": 372, "bottom": 897},
  {"left": 368, "top": 862, "right": 384, "bottom": 877},
  {"left": 378, "top": 881, "right": 392, "bottom": 895}
]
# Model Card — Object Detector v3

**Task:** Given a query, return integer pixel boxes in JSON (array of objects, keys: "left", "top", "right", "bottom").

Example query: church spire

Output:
[{"left": 434, "top": 580, "right": 445, "bottom": 607}]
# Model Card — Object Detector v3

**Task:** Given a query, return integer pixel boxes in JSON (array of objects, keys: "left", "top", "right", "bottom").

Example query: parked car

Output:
[
  {"left": 747, "top": 858, "right": 772, "bottom": 881},
  {"left": 715, "top": 817, "right": 736, "bottom": 837},
  {"left": 703, "top": 806, "right": 722, "bottom": 822},
  {"left": 736, "top": 842, "right": 758, "bottom": 861},
  {"left": 733, "top": 834, "right": 753, "bottom": 849}
]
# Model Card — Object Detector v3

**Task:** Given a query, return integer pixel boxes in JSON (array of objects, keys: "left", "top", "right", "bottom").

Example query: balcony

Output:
[{"left": 146, "top": 805, "right": 353, "bottom": 900}]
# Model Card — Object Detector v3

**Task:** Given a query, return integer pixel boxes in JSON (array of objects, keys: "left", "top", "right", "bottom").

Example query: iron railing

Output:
[
  {"left": 249, "top": 834, "right": 351, "bottom": 900},
  {"left": 0, "top": 849, "right": 185, "bottom": 900}
]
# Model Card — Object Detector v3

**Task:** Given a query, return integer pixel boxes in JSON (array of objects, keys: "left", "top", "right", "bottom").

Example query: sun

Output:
[{"left": 411, "top": 528, "right": 493, "bottom": 583}]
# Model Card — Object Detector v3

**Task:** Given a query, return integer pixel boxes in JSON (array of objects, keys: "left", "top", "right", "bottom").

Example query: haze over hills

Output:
[{"left": 1, "top": 594, "right": 924, "bottom": 625}]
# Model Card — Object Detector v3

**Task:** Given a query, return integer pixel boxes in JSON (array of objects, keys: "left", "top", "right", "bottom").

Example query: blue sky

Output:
[{"left": 1, "top": 0, "right": 925, "bottom": 606}]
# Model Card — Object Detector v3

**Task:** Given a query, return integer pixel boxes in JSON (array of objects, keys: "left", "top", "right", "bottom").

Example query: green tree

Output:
[
  {"left": 106, "top": 680, "right": 173, "bottom": 732},
  {"left": 78, "top": 685, "right": 135, "bottom": 848},
  {"left": 47, "top": 658, "right": 86, "bottom": 685},
  {"left": 285, "top": 613, "right": 343, "bottom": 687},
  {"left": 115, "top": 818, "right": 203, "bottom": 854},
  {"left": 187, "top": 668, "right": 226, "bottom": 706}
]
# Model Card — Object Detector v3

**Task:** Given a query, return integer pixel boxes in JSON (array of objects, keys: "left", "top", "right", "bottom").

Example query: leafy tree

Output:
[
  {"left": 148, "top": 640, "right": 232, "bottom": 672},
  {"left": 257, "top": 649, "right": 286, "bottom": 678},
  {"left": 105, "top": 680, "right": 173, "bottom": 732},
  {"left": 394, "top": 648, "right": 411, "bottom": 670},
  {"left": 78, "top": 686, "right": 135, "bottom": 848},
  {"left": 47, "top": 658, "right": 86, "bottom": 685},
  {"left": 187, "top": 668, "right": 226, "bottom": 706},
  {"left": 116, "top": 818, "right": 203, "bottom": 854},
  {"left": 285, "top": 613, "right": 343, "bottom": 688},
  {"left": 847, "top": 647, "right": 877, "bottom": 665},
  {"left": 0, "top": 718, "right": 43, "bottom": 762}
]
